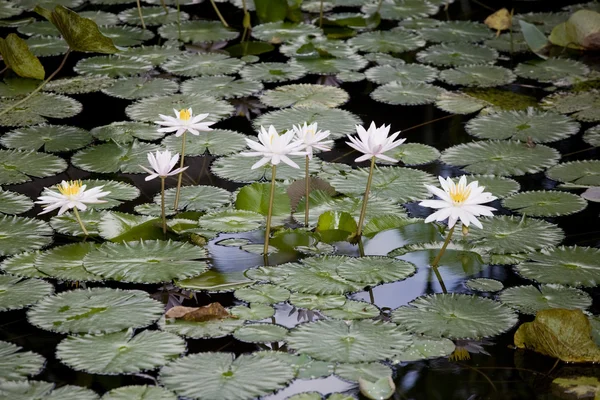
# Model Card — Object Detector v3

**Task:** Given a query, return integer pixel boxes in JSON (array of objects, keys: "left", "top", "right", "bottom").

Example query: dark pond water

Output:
[{"left": 1, "top": 0, "right": 599, "bottom": 399}]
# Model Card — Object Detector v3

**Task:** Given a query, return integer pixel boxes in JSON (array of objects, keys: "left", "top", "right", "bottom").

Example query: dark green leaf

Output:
[
  {"left": 0, "top": 34, "right": 44, "bottom": 80},
  {"left": 254, "top": 0, "right": 287, "bottom": 23}
]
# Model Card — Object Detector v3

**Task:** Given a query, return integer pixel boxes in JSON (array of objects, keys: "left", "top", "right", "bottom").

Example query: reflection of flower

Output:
[
  {"left": 140, "top": 150, "right": 189, "bottom": 181},
  {"left": 420, "top": 176, "right": 497, "bottom": 229},
  {"left": 346, "top": 122, "right": 406, "bottom": 162},
  {"left": 155, "top": 108, "right": 215, "bottom": 137},
  {"left": 292, "top": 122, "right": 333, "bottom": 160},
  {"left": 231, "top": 97, "right": 266, "bottom": 120},
  {"left": 241, "top": 125, "right": 306, "bottom": 169},
  {"left": 36, "top": 180, "right": 110, "bottom": 215},
  {"left": 449, "top": 339, "right": 493, "bottom": 361}
]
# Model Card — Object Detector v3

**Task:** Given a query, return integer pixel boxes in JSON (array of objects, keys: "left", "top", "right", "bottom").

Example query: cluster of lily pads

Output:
[{"left": 0, "top": 0, "right": 599, "bottom": 398}]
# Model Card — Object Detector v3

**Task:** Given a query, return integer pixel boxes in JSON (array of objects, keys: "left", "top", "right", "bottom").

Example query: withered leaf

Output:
[
  {"left": 165, "top": 302, "right": 236, "bottom": 322},
  {"left": 484, "top": 8, "right": 513, "bottom": 36}
]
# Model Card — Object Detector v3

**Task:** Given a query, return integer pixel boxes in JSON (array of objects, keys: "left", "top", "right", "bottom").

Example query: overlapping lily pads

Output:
[
  {"left": 161, "top": 53, "right": 245, "bottom": 77},
  {"left": 74, "top": 56, "right": 153, "bottom": 77},
  {"left": 126, "top": 94, "right": 233, "bottom": 123},
  {"left": 0, "top": 93, "right": 82, "bottom": 127},
  {"left": 180, "top": 76, "right": 263, "bottom": 99},
  {"left": 417, "top": 43, "right": 498, "bottom": 66},
  {"left": 499, "top": 284, "right": 592, "bottom": 315},
  {"left": 0, "top": 215, "right": 53, "bottom": 256},
  {"left": 440, "top": 66, "right": 516, "bottom": 87},
  {"left": 71, "top": 140, "right": 161, "bottom": 174},
  {"left": 514, "top": 58, "right": 589, "bottom": 84},
  {"left": 158, "top": 20, "right": 239, "bottom": 43},
  {"left": 371, "top": 82, "right": 444, "bottom": 105},
  {"left": 365, "top": 64, "right": 438, "bottom": 84},
  {"left": 420, "top": 21, "right": 493, "bottom": 43},
  {"left": 34, "top": 242, "right": 102, "bottom": 282},
  {"left": 0, "top": 275, "right": 54, "bottom": 311},
  {"left": 361, "top": 0, "right": 439, "bottom": 20},
  {"left": 546, "top": 160, "right": 600, "bottom": 187},
  {"left": 0, "top": 189, "right": 33, "bottom": 215},
  {"left": 260, "top": 84, "right": 349, "bottom": 109},
  {"left": 348, "top": 30, "right": 425, "bottom": 53},
  {"left": 251, "top": 22, "right": 322, "bottom": 44},
  {"left": 540, "top": 90, "right": 600, "bottom": 122},
  {"left": 1, "top": 124, "right": 92, "bottom": 152}
]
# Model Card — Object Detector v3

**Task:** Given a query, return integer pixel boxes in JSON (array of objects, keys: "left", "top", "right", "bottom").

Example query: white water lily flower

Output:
[
  {"left": 36, "top": 180, "right": 110, "bottom": 215},
  {"left": 346, "top": 121, "right": 406, "bottom": 162},
  {"left": 155, "top": 108, "right": 215, "bottom": 137},
  {"left": 419, "top": 176, "right": 497, "bottom": 229},
  {"left": 140, "top": 150, "right": 189, "bottom": 181},
  {"left": 292, "top": 122, "right": 333, "bottom": 160},
  {"left": 241, "top": 125, "right": 306, "bottom": 169}
]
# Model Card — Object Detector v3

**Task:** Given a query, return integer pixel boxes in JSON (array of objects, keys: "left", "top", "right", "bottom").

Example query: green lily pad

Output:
[
  {"left": 336, "top": 256, "right": 416, "bottom": 285},
  {"left": 43, "top": 75, "right": 115, "bottom": 94},
  {"left": 101, "top": 77, "right": 178, "bottom": 100},
  {"left": 0, "top": 189, "right": 33, "bottom": 215},
  {"left": 365, "top": 64, "right": 438, "bottom": 85},
  {"left": 71, "top": 140, "right": 161, "bottom": 174},
  {"left": 1, "top": 124, "right": 92, "bottom": 152},
  {"left": 212, "top": 154, "right": 321, "bottom": 183},
  {"left": 380, "top": 143, "right": 440, "bottom": 166},
  {"left": 90, "top": 121, "right": 164, "bottom": 143},
  {"left": 515, "top": 246, "right": 600, "bottom": 288},
  {"left": 450, "top": 174, "right": 520, "bottom": 199},
  {"left": 540, "top": 90, "right": 600, "bottom": 122},
  {"left": 465, "top": 278, "right": 504, "bottom": 292},
  {"left": 361, "top": 0, "right": 438, "bottom": 20},
  {"left": 417, "top": 43, "right": 498, "bottom": 67},
  {"left": 546, "top": 160, "right": 600, "bottom": 187},
  {"left": 0, "top": 0, "right": 23, "bottom": 18},
  {"left": 99, "top": 25, "right": 154, "bottom": 47},
  {"left": 502, "top": 190, "right": 587, "bottom": 217},
  {"left": 0, "top": 340, "right": 45, "bottom": 381},
  {"left": 233, "top": 323, "right": 288, "bottom": 343},
  {"left": 0, "top": 93, "right": 82, "bottom": 127},
  {"left": 240, "top": 61, "right": 307, "bottom": 83},
  {"left": 295, "top": 55, "right": 368, "bottom": 75},
  {"left": 74, "top": 55, "right": 153, "bottom": 77},
  {"left": 102, "top": 385, "right": 177, "bottom": 400},
  {"left": 118, "top": 6, "right": 188, "bottom": 26},
  {"left": 260, "top": 84, "right": 348, "bottom": 109},
  {"left": 119, "top": 45, "right": 184, "bottom": 66},
  {"left": 371, "top": 82, "right": 444, "bottom": 105},
  {"left": 334, "top": 362, "right": 392, "bottom": 383},
  {"left": 79, "top": 10, "right": 119, "bottom": 25},
  {"left": 17, "top": 21, "right": 59, "bottom": 36},
  {"left": 158, "top": 20, "right": 239, "bottom": 43},
  {"left": 180, "top": 76, "right": 263, "bottom": 99},
  {"left": 235, "top": 283, "right": 290, "bottom": 304},
  {"left": 348, "top": 30, "right": 425, "bottom": 53},
  {"left": 162, "top": 129, "right": 249, "bottom": 156},
  {"left": 231, "top": 303, "right": 274, "bottom": 320},
  {"left": 0, "top": 149, "right": 67, "bottom": 185},
  {"left": 34, "top": 242, "right": 102, "bottom": 282},
  {"left": 434, "top": 91, "right": 490, "bottom": 114},
  {"left": 0, "top": 275, "right": 53, "bottom": 311},
  {"left": 154, "top": 185, "right": 231, "bottom": 212},
  {"left": 0, "top": 252, "right": 44, "bottom": 279},
  {"left": 484, "top": 32, "right": 530, "bottom": 53},
  {"left": 499, "top": 284, "right": 592, "bottom": 315},
  {"left": 50, "top": 209, "right": 104, "bottom": 237},
  {"left": 392, "top": 293, "right": 518, "bottom": 339},
  {"left": 27, "top": 287, "right": 164, "bottom": 334},
  {"left": 26, "top": 36, "right": 69, "bottom": 57},
  {"left": 56, "top": 329, "right": 186, "bottom": 374},
  {"left": 321, "top": 300, "right": 380, "bottom": 320},
  {"left": 391, "top": 335, "right": 456, "bottom": 362},
  {"left": 161, "top": 53, "right": 245, "bottom": 77},
  {"left": 251, "top": 22, "right": 322, "bottom": 44},
  {"left": 440, "top": 65, "right": 516, "bottom": 87},
  {"left": 199, "top": 209, "right": 264, "bottom": 232},
  {"left": 288, "top": 293, "right": 347, "bottom": 310},
  {"left": 0, "top": 215, "right": 53, "bottom": 256},
  {"left": 420, "top": 21, "right": 493, "bottom": 43},
  {"left": 126, "top": 94, "right": 233, "bottom": 123},
  {"left": 515, "top": 58, "right": 589, "bottom": 84},
  {"left": 0, "top": 381, "right": 98, "bottom": 400},
  {"left": 583, "top": 125, "right": 600, "bottom": 146}
]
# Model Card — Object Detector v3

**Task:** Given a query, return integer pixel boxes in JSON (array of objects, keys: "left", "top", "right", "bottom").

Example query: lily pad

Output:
[
  {"left": 199, "top": 209, "right": 264, "bottom": 232},
  {"left": 99, "top": 25, "right": 154, "bottom": 47},
  {"left": 502, "top": 190, "right": 587, "bottom": 217},
  {"left": 1, "top": 124, "right": 92, "bottom": 152},
  {"left": 515, "top": 246, "right": 600, "bottom": 288},
  {"left": 1, "top": 149, "right": 67, "bottom": 185},
  {"left": 27, "top": 287, "right": 164, "bottom": 334},
  {"left": 288, "top": 293, "right": 347, "bottom": 310},
  {"left": 251, "top": 22, "right": 322, "bottom": 44},
  {"left": 334, "top": 362, "right": 392, "bottom": 383},
  {"left": 160, "top": 352, "right": 296, "bottom": 399},
  {"left": 440, "top": 65, "right": 516, "bottom": 87},
  {"left": 365, "top": 64, "right": 438, "bottom": 85},
  {"left": 43, "top": 75, "right": 115, "bottom": 94},
  {"left": 515, "top": 58, "right": 589, "bottom": 84},
  {"left": 392, "top": 293, "right": 518, "bottom": 339},
  {"left": 420, "top": 21, "right": 493, "bottom": 43},
  {"left": 361, "top": 0, "right": 438, "bottom": 20},
  {"left": 348, "top": 31, "right": 425, "bottom": 53},
  {"left": 154, "top": 185, "right": 231, "bottom": 212},
  {"left": 0, "top": 275, "right": 53, "bottom": 311},
  {"left": 162, "top": 129, "right": 248, "bottom": 156},
  {"left": 74, "top": 55, "right": 153, "bottom": 77},
  {"left": 0, "top": 215, "right": 53, "bottom": 256},
  {"left": 381, "top": 143, "right": 440, "bottom": 166},
  {"left": 583, "top": 125, "right": 600, "bottom": 146},
  {"left": 240, "top": 61, "right": 307, "bottom": 83},
  {"left": 102, "top": 385, "right": 177, "bottom": 400},
  {"left": 465, "top": 278, "right": 504, "bottom": 292},
  {"left": 434, "top": 91, "right": 490, "bottom": 114},
  {"left": 118, "top": 6, "right": 188, "bottom": 26},
  {"left": 161, "top": 53, "right": 245, "bottom": 77},
  {"left": 71, "top": 140, "right": 161, "bottom": 174},
  {"left": 50, "top": 209, "right": 104, "bottom": 237},
  {"left": 158, "top": 20, "right": 239, "bottom": 43},
  {"left": 540, "top": 90, "right": 600, "bottom": 122},
  {"left": 119, "top": 45, "right": 183, "bottom": 66},
  {"left": 233, "top": 323, "right": 288, "bottom": 343},
  {"left": 0, "top": 93, "right": 82, "bottom": 127},
  {"left": 0, "top": 340, "right": 45, "bottom": 381},
  {"left": 212, "top": 154, "right": 321, "bottom": 182},
  {"left": 371, "top": 82, "right": 444, "bottom": 105},
  {"left": 546, "top": 160, "right": 600, "bottom": 187},
  {"left": 294, "top": 55, "right": 368, "bottom": 75},
  {"left": 34, "top": 242, "right": 102, "bottom": 282},
  {"left": 56, "top": 329, "right": 186, "bottom": 374},
  {"left": 234, "top": 283, "right": 290, "bottom": 304},
  {"left": 441, "top": 140, "right": 560, "bottom": 176},
  {"left": 159, "top": 312, "right": 245, "bottom": 339},
  {"left": 321, "top": 300, "right": 380, "bottom": 320},
  {"left": 451, "top": 175, "right": 520, "bottom": 198},
  {"left": 101, "top": 77, "right": 178, "bottom": 100},
  {"left": 260, "top": 84, "right": 349, "bottom": 109},
  {"left": 392, "top": 335, "right": 456, "bottom": 363},
  {"left": 335, "top": 256, "right": 416, "bottom": 285},
  {"left": 416, "top": 43, "right": 498, "bottom": 67},
  {"left": 0, "top": 189, "right": 33, "bottom": 215},
  {"left": 287, "top": 319, "right": 412, "bottom": 362},
  {"left": 231, "top": 303, "right": 275, "bottom": 320},
  {"left": 0, "top": 381, "right": 98, "bottom": 400},
  {"left": 26, "top": 36, "right": 69, "bottom": 57},
  {"left": 91, "top": 121, "right": 164, "bottom": 143},
  {"left": 499, "top": 284, "right": 592, "bottom": 315},
  {"left": 180, "top": 76, "right": 263, "bottom": 99},
  {"left": 126, "top": 94, "right": 233, "bottom": 123}
]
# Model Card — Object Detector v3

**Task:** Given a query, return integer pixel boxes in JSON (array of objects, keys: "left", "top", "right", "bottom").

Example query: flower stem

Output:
[
  {"left": 174, "top": 131, "right": 186, "bottom": 210},
  {"left": 72, "top": 207, "right": 89, "bottom": 237},
  {"left": 159, "top": 0, "right": 169, "bottom": 13},
  {"left": 136, "top": 0, "right": 147, "bottom": 29},
  {"left": 160, "top": 176, "right": 167, "bottom": 236},
  {"left": 356, "top": 156, "right": 375, "bottom": 237},
  {"left": 431, "top": 225, "right": 455, "bottom": 269},
  {"left": 304, "top": 155, "right": 310, "bottom": 227},
  {"left": 319, "top": 0, "right": 324, "bottom": 27},
  {"left": 375, "top": 0, "right": 384, "bottom": 13},
  {"left": 0, "top": 49, "right": 71, "bottom": 118},
  {"left": 209, "top": 0, "right": 229, "bottom": 27},
  {"left": 264, "top": 164, "right": 277, "bottom": 256}
]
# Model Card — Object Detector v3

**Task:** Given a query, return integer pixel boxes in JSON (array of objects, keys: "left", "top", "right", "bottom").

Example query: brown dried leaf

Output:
[
  {"left": 484, "top": 8, "right": 513, "bottom": 36},
  {"left": 165, "top": 302, "right": 236, "bottom": 322},
  {"left": 287, "top": 177, "right": 336, "bottom": 211}
]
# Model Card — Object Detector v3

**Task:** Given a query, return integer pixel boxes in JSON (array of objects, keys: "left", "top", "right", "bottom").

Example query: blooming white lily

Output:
[
  {"left": 155, "top": 108, "right": 215, "bottom": 137},
  {"left": 346, "top": 122, "right": 406, "bottom": 163},
  {"left": 241, "top": 125, "right": 306, "bottom": 169},
  {"left": 140, "top": 150, "right": 188, "bottom": 181},
  {"left": 36, "top": 180, "right": 110, "bottom": 216},
  {"left": 292, "top": 122, "right": 333, "bottom": 159},
  {"left": 420, "top": 176, "right": 497, "bottom": 229}
]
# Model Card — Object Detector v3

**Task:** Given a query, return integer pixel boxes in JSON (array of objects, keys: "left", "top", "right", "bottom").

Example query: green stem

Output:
[
  {"left": 159, "top": 0, "right": 169, "bottom": 13},
  {"left": 136, "top": 0, "right": 147, "bottom": 29},
  {"left": 174, "top": 132, "right": 186, "bottom": 210},
  {"left": 368, "top": 288, "right": 375, "bottom": 303},
  {"left": 241, "top": 0, "right": 250, "bottom": 43},
  {"left": 0, "top": 48, "right": 71, "bottom": 119},
  {"left": 432, "top": 264, "right": 447, "bottom": 294},
  {"left": 304, "top": 155, "right": 310, "bottom": 228},
  {"left": 356, "top": 156, "right": 375, "bottom": 237},
  {"left": 319, "top": 0, "right": 324, "bottom": 28},
  {"left": 209, "top": 0, "right": 229, "bottom": 27},
  {"left": 431, "top": 225, "right": 455, "bottom": 269},
  {"left": 264, "top": 164, "right": 277, "bottom": 256},
  {"left": 72, "top": 207, "right": 89, "bottom": 237},
  {"left": 160, "top": 176, "right": 167, "bottom": 236},
  {"left": 375, "top": 0, "right": 384, "bottom": 13}
]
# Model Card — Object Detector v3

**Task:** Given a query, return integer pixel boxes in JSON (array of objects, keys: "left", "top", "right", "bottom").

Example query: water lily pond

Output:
[{"left": 1, "top": 0, "right": 600, "bottom": 398}]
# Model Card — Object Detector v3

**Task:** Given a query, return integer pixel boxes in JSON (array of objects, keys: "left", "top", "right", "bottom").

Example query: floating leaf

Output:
[
  {"left": 0, "top": 93, "right": 82, "bottom": 127},
  {"left": 359, "top": 376, "right": 395, "bottom": 400},
  {"left": 74, "top": 55, "right": 153, "bottom": 77},
  {"left": 0, "top": 0, "right": 23, "bottom": 18},
  {"left": 362, "top": 215, "right": 421, "bottom": 238},
  {"left": 583, "top": 125, "right": 600, "bottom": 146},
  {"left": 335, "top": 362, "right": 391, "bottom": 383},
  {"left": 281, "top": 35, "right": 356, "bottom": 58},
  {"left": 181, "top": 76, "right": 263, "bottom": 99},
  {"left": 79, "top": 10, "right": 119, "bottom": 25},
  {"left": 0, "top": 275, "right": 53, "bottom": 311},
  {"left": 126, "top": 94, "right": 233, "bottom": 123},
  {"left": 161, "top": 130, "right": 248, "bottom": 157},
  {"left": 233, "top": 323, "right": 288, "bottom": 343},
  {"left": 17, "top": 21, "right": 59, "bottom": 36},
  {"left": 515, "top": 246, "right": 600, "bottom": 288},
  {"left": 50, "top": 209, "right": 104, "bottom": 237},
  {"left": 371, "top": 82, "right": 444, "bottom": 105},
  {"left": 57, "top": 329, "right": 185, "bottom": 374},
  {"left": 484, "top": 32, "right": 530, "bottom": 53},
  {"left": 0, "top": 33, "right": 45, "bottom": 80},
  {"left": 101, "top": 77, "right": 178, "bottom": 100},
  {"left": 441, "top": 140, "right": 560, "bottom": 176},
  {"left": 514, "top": 308, "right": 600, "bottom": 363},
  {"left": 361, "top": 0, "right": 438, "bottom": 20},
  {"left": 235, "top": 283, "right": 290, "bottom": 304},
  {"left": 499, "top": 284, "right": 592, "bottom": 315},
  {"left": 0, "top": 215, "right": 53, "bottom": 256},
  {"left": 254, "top": 107, "right": 361, "bottom": 140},
  {"left": 231, "top": 303, "right": 274, "bottom": 320},
  {"left": 502, "top": 190, "right": 587, "bottom": 217},
  {"left": 154, "top": 185, "right": 231, "bottom": 212},
  {"left": 552, "top": 377, "right": 600, "bottom": 400},
  {"left": 484, "top": 8, "right": 512, "bottom": 34},
  {"left": 212, "top": 154, "right": 321, "bottom": 183},
  {"left": 440, "top": 65, "right": 516, "bottom": 87},
  {"left": 321, "top": 300, "right": 380, "bottom": 320},
  {"left": 420, "top": 21, "right": 493, "bottom": 43},
  {"left": 159, "top": 311, "right": 245, "bottom": 339},
  {"left": 43, "top": 75, "right": 114, "bottom": 94},
  {"left": 392, "top": 335, "right": 456, "bottom": 363},
  {"left": 452, "top": 174, "right": 520, "bottom": 198},
  {"left": 251, "top": 22, "right": 322, "bottom": 44},
  {"left": 518, "top": 20, "right": 549, "bottom": 57},
  {"left": 465, "top": 87, "right": 538, "bottom": 111},
  {"left": 161, "top": 53, "right": 244, "bottom": 77},
  {"left": 466, "top": 215, "right": 564, "bottom": 255},
  {"left": 316, "top": 210, "right": 357, "bottom": 242},
  {"left": 91, "top": 121, "right": 164, "bottom": 143},
  {"left": 99, "top": 25, "right": 154, "bottom": 47},
  {"left": 514, "top": 58, "right": 589, "bottom": 84},
  {"left": 365, "top": 64, "right": 438, "bottom": 85},
  {"left": 102, "top": 385, "right": 177, "bottom": 400},
  {"left": 288, "top": 293, "right": 346, "bottom": 310},
  {"left": 0, "top": 340, "right": 45, "bottom": 381},
  {"left": 27, "top": 287, "right": 164, "bottom": 334},
  {"left": 34, "top": 242, "right": 102, "bottom": 281},
  {"left": 240, "top": 61, "right": 307, "bottom": 82},
  {"left": 118, "top": 6, "right": 188, "bottom": 26},
  {"left": 549, "top": 10, "right": 600, "bottom": 51},
  {"left": 0, "top": 189, "right": 33, "bottom": 215},
  {"left": 24, "top": 36, "right": 68, "bottom": 57},
  {"left": 348, "top": 31, "right": 425, "bottom": 53},
  {"left": 392, "top": 294, "right": 518, "bottom": 339},
  {"left": 465, "top": 278, "right": 504, "bottom": 292},
  {"left": 417, "top": 43, "right": 498, "bottom": 66},
  {"left": 336, "top": 256, "right": 415, "bottom": 285},
  {"left": 434, "top": 91, "right": 490, "bottom": 114},
  {"left": 260, "top": 84, "right": 348, "bottom": 109},
  {"left": 0, "top": 381, "right": 98, "bottom": 400},
  {"left": 236, "top": 182, "right": 290, "bottom": 216},
  {"left": 119, "top": 45, "right": 183, "bottom": 66},
  {"left": 540, "top": 90, "right": 600, "bottom": 122},
  {"left": 1, "top": 124, "right": 92, "bottom": 152},
  {"left": 160, "top": 352, "right": 296, "bottom": 399},
  {"left": 158, "top": 20, "right": 239, "bottom": 43},
  {"left": 546, "top": 160, "right": 600, "bottom": 187},
  {"left": 288, "top": 319, "right": 411, "bottom": 362},
  {"left": 71, "top": 140, "right": 161, "bottom": 174},
  {"left": 199, "top": 209, "right": 264, "bottom": 232}
]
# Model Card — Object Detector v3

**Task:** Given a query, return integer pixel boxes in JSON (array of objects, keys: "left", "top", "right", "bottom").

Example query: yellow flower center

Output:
[
  {"left": 449, "top": 186, "right": 471, "bottom": 204},
  {"left": 179, "top": 109, "right": 191, "bottom": 121},
  {"left": 58, "top": 180, "right": 83, "bottom": 197},
  {"left": 449, "top": 347, "right": 471, "bottom": 361}
]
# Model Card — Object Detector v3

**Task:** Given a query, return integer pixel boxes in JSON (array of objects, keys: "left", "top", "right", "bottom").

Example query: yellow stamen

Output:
[
  {"left": 58, "top": 180, "right": 83, "bottom": 197},
  {"left": 449, "top": 347, "right": 471, "bottom": 361},
  {"left": 179, "top": 109, "right": 191, "bottom": 121},
  {"left": 449, "top": 185, "right": 471, "bottom": 204}
]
